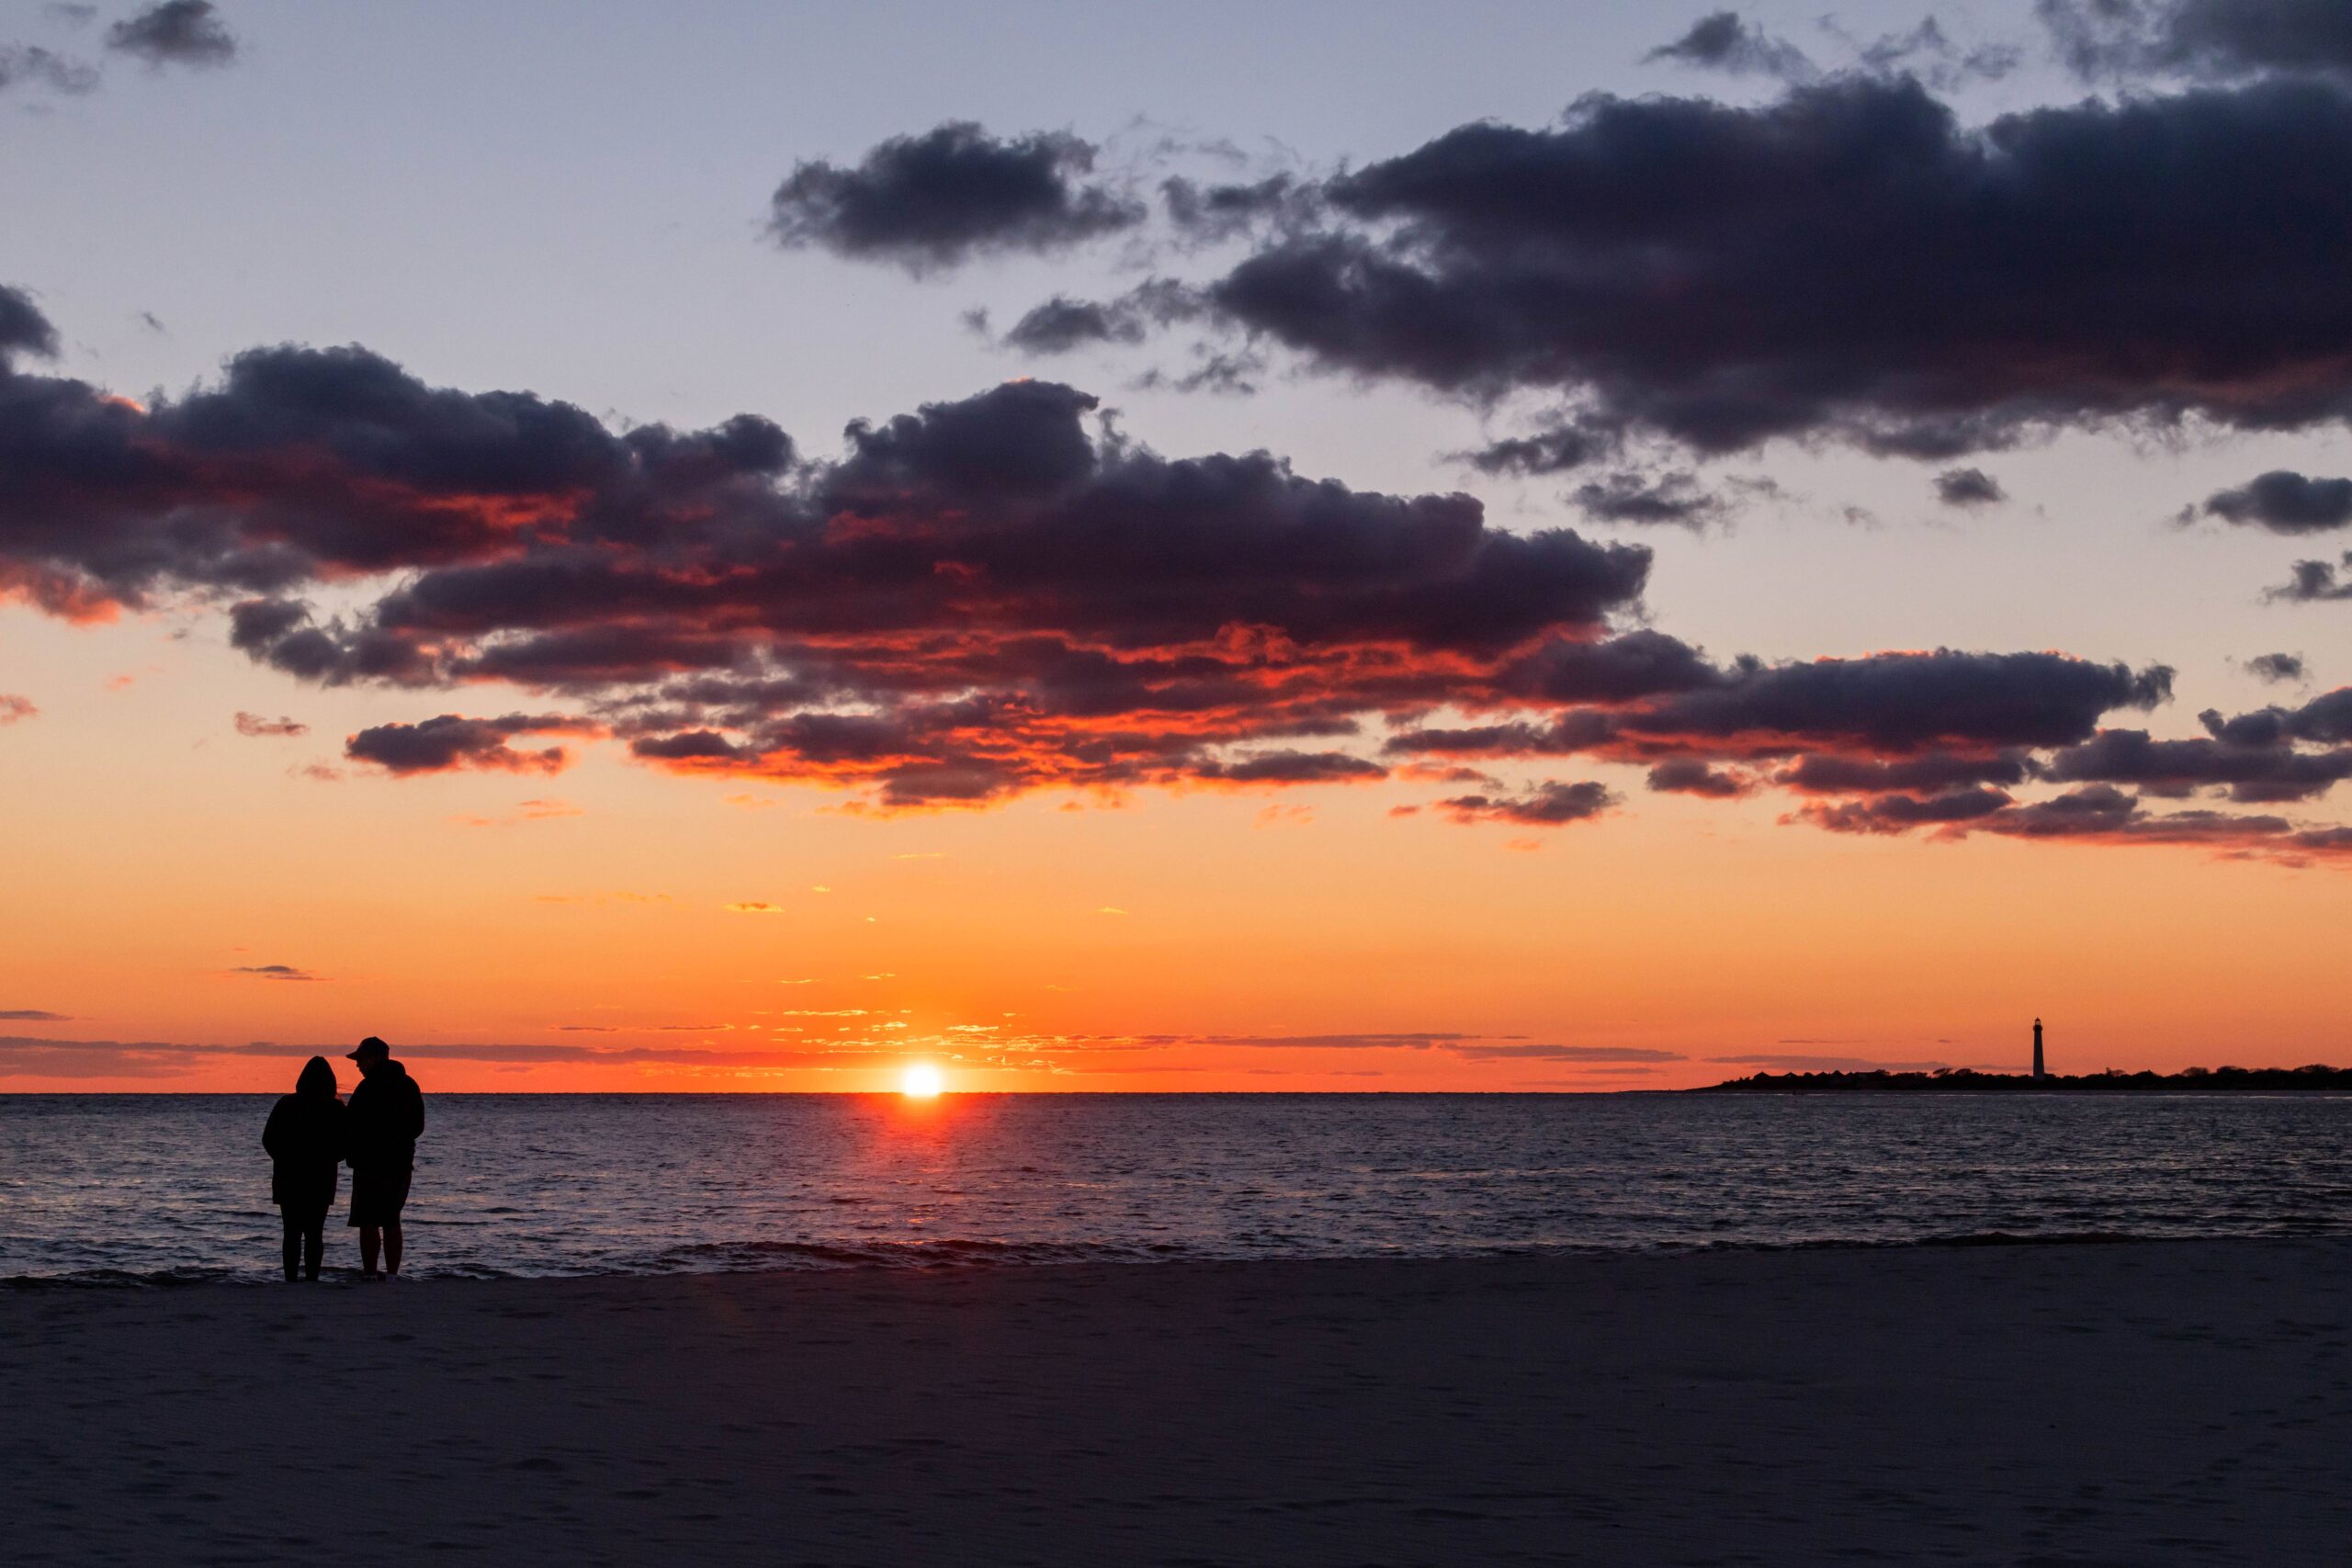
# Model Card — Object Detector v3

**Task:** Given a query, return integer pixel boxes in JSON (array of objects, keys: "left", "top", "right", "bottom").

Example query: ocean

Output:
[{"left": 4, "top": 1091, "right": 2347, "bottom": 1284}]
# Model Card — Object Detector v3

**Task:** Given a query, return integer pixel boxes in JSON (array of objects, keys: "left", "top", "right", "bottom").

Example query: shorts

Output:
[{"left": 347, "top": 1166, "right": 413, "bottom": 1227}]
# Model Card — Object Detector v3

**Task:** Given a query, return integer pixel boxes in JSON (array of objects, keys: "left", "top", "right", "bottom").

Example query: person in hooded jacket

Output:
[
  {"left": 344, "top": 1036, "right": 424, "bottom": 1279},
  {"left": 261, "top": 1056, "right": 345, "bottom": 1281}
]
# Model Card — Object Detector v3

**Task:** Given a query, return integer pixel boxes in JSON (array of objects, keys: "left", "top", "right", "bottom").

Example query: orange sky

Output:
[
  {"left": 9, "top": 9, "right": 2352, "bottom": 1092},
  {"left": 6, "top": 606, "right": 2348, "bottom": 1092}
]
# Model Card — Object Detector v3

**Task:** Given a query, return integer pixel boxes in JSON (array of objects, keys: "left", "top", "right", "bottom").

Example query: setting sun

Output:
[{"left": 900, "top": 1062, "right": 944, "bottom": 1098}]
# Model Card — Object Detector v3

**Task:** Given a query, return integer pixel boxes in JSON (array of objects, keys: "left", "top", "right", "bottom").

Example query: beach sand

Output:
[{"left": 4, "top": 1240, "right": 2347, "bottom": 1565}]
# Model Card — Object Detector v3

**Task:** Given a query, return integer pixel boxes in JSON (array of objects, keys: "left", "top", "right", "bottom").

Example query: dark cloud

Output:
[
  {"left": 106, "top": 1, "right": 235, "bottom": 67},
  {"left": 0, "top": 43, "right": 97, "bottom": 93},
  {"left": 2199, "top": 687, "right": 2352, "bottom": 747},
  {"left": 1775, "top": 749, "right": 2035, "bottom": 795},
  {"left": 1439, "top": 780, "right": 1617, "bottom": 826},
  {"left": 1645, "top": 12, "right": 1815, "bottom": 80},
  {"left": 0, "top": 286, "right": 59, "bottom": 360},
  {"left": 0, "top": 1035, "right": 917, "bottom": 1079},
  {"left": 1159, "top": 174, "right": 1319, "bottom": 242},
  {"left": 2202, "top": 470, "right": 2352, "bottom": 533},
  {"left": 1458, "top": 423, "right": 1611, "bottom": 477},
  {"left": 2042, "top": 727, "right": 2352, "bottom": 802},
  {"left": 2042, "top": 0, "right": 2352, "bottom": 83},
  {"left": 1000, "top": 296, "right": 1148, "bottom": 355},
  {"left": 0, "top": 1009, "right": 70, "bottom": 1021},
  {"left": 1645, "top": 756, "right": 1751, "bottom": 797},
  {"left": 1618, "top": 650, "right": 2172, "bottom": 754},
  {"left": 1935, "top": 467, "right": 2006, "bottom": 507},
  {"left": 345, "top": 714, "right": 591, "bottom": 776},
  {"left": 1797, "top": 785, "right": 2016, "bottom": 833},
  {"left": 1192, "top": 750, "right": 1387, "bottom": 786},
  {"left": 229, "top": 964, "right": 322, "bottom": 982},
  {"left": 1840, "top": 17, "right": 2022, "bottom": 87},
  {"left": 232, "top": 710, "right": 306, "bottom": 738},
  {"left": 997, "top": 279, "right": 1202, "bottom": 355},
  {"left": 1571, "top": 470, "right": 1723, "bottom": 529},
  {"left": 1164, "top": 76, "right": 2352, "bottom": 460},
  {"left": 7, "top": 297, "right": 2334, "bottom": 863},
  {"left": 768, "top": 123, "right": 1143, "bottom": 272},
  {"left": 0, "top": 311, "right": 1671, "bottom": 807},
  {"left": 1784, "top": 776, "right": 2352, "bottom": 864},
  {"left": 2267, "top": 552, "right": 2352, "bottom": 602},
  {"left": 2245, "top": 651, "right": 2306, "bottom": 683},
  {"left": 1450, "top": 1043, "right": 1684, "bottom": 1061}
]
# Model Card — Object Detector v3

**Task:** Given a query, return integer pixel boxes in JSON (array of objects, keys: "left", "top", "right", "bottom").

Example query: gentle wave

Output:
[{"left": 3, "top": 1092, "right": 2347, "bottom": 1284}]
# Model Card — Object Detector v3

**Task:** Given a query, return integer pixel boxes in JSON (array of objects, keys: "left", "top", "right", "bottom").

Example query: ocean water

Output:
[{"left": 3, "top": 1092, "right": 2348, "bottom": 1284}]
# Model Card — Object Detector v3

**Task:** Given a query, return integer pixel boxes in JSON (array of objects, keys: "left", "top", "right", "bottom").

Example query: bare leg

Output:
[
  {"left": 383, "top": 1221, "right": 403, "bottom": 1277},
  {"left": 280, "top": 1211, "right": 301, "bottom": 1281},
  {"left": 360, "top": 1224, "right": 381, "bottom": 1277},
  {"left": 300, "top": 1215, "right": 325, "bottom": 1280}
]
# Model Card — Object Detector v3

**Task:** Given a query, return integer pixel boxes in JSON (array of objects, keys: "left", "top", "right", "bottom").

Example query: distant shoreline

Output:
[{"left": 1693, "top": 1066, "right": 2352, "bottom": 1093}]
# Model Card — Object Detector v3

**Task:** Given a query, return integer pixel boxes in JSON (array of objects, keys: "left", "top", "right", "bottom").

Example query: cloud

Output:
[
  {"left": 1570, "top": 470, "right": 1724, "bottom": 529},
  {"left": 2267, "top": 553, "right": 2352, "bottom": 602},
  {"left": 725, "top": 901, "right": 786, "bottom": 914},
  {"left": 1450, "top": 1043, "right": 1684, "bottom": 1062},
  {"left": 345, "top": 714, "right": 593, "bottom": 775},
  {"left": 768, "top": 123, "right": 1144, "bottom": 273},
  {"left": 1090, "top": 75, "right": 2352, "bottom": 462},
  {"left": 1645, "top": 12, "right": 1815, "bottom": 81},
  {"left": 2202, "top": 470, "right": 2352, "bottom": 533},
  {"left": 1191, "top": 750, "right": 1386, "bottom": 786},
  {"left": 2041, "top": 726, "right": 2352, "bottom": 802},
  {"left": 232, "top": 710, "right": 306, "bottom": 738},
  {"left": 0, "top": 43, "right": 97, "bottom": 94},
  {"left": 2245, "top": 652, "right": 2306, "bottom": 683},
  {"left": 0, "top": 693, "right": 34, "bottom": 725},
  {"left": 1458, "top": 424, "right": 1611, "bottom": 478},
  {"left": 2041, "top": 0, "right": 2352, "bottom": 83},
  {"left": 228, "top": 964, "right": 322, "bottom": 982},
  {"left": 1438, "top": 780, "right": 1617, "bottom": 826},
  {"left": 0, "top": 1009, "right": 70, "bottom": 1021},
  {"left": 0, "top": 286, "right": 59, "bottom": 361},
  {"left": 0, "top": 1034, "right": 924, "bottom": 1079},
  {"left": 1645, "top": 757, "right": 1751, "bottom": 797},
  {"left": 106, "top": 1, "right": 235, "bottom": 68},
  {"left": 1935, "top": 468, "right": 2007, "bottom": 508},
  {"left": 5, "top": 292, "right": 2338, "bottom": 866}
]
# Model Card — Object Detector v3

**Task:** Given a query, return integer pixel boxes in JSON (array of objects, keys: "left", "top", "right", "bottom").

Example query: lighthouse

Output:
[{"left": 2032, "top": 1018, "right": 2046, "bottom": 1080}]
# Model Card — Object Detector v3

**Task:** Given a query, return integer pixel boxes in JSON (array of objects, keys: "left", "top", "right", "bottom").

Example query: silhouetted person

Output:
[
  {"left": 344, "top": 1036, "right": 424, "bottom": 1279},
  {"left": 261, "top": 1055, "right": 345, "bottom": 1281}
]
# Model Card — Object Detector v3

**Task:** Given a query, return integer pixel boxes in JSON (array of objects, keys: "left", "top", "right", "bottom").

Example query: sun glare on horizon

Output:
[{"left": 900, "top": 1062, "right": 944, "bottom": 1098}]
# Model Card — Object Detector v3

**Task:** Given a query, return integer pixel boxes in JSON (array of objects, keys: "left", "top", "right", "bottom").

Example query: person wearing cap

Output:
[{"left": 343, "top": 1036, "right": 425, "bottom": 1279}]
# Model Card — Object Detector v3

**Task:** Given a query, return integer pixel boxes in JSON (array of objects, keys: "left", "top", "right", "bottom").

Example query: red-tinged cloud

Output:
[
  {"left": 228, "top": 964, "right": 322, "bottom": 982},
  {"left": 232, "top": 710, "right": 306, "bottom": 738},
  {"left": 0, "top": 693, "right": 33, "bottom": 725},
  {"left": 3, "top": 286, "right": 2345, "bottom": 861}
]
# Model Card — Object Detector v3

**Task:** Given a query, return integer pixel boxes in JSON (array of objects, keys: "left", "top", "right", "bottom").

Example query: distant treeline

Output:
[{"left": 1696, "top": 1065, "right": 2352, "bottom": 1093}]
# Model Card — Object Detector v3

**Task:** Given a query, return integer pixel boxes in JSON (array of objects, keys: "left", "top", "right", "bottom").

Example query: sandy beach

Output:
[{"left": 5, "top": 1240, "right": 2347, "bottom": 1566}]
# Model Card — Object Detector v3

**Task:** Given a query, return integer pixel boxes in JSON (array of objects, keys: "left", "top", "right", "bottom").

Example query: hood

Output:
[{"left": 296, "top": 1055, "right": 338, "bottom": 1100}]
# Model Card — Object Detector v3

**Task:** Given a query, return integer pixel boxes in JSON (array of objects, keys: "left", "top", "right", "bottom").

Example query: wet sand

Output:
[{"left": 4, "top": 1240, "right": 2347, "bottom": 1565}]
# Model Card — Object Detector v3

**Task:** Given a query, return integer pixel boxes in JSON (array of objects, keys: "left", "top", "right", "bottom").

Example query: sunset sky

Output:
[{"left": 5, "top": 0, "right": 2350, "bottom": 1091}]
